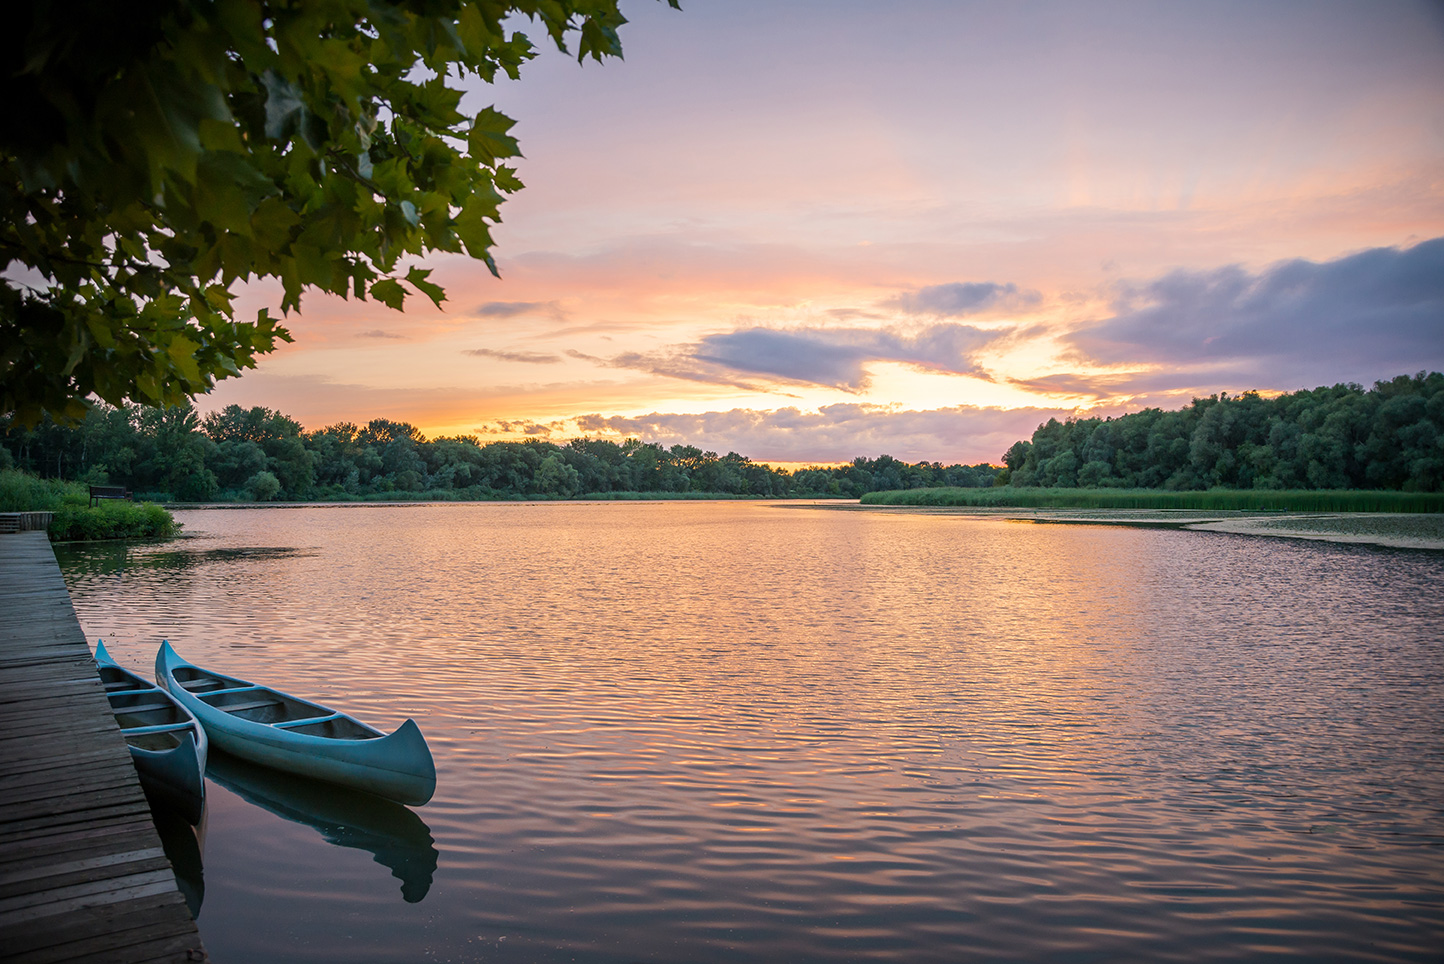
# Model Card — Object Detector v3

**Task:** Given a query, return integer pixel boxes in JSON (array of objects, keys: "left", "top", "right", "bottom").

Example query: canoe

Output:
[
  {"left": 94, "top": 640, "right": 207, "bottom": 824},
  {"left": 156, "top": 641, "right": 436, "bottom": 806}
]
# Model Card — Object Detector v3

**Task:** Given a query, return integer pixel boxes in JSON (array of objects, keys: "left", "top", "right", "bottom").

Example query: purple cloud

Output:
[
  {"left": 472, "top": 301, "right": 565, "bottom": 319},
  {"left": 573, "top": 322, "right": 1008, "bottom": 393},
  {"left": 1067, "top": 237, "right": 1444, "bottom": 388},
  {"left": 886, "top": 282, "right": 1042, "bottom": 316}
]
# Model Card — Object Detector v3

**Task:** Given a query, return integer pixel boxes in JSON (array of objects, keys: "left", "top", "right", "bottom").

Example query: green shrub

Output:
[
  {"left": 245, "top": 470, "right": 282, "bottom": 501},
  {"left": 0, "top": 469, "right": 179, "bottom": 540},
  {"left": 48, "top": 500, "right": 179, "bottom": 541}
]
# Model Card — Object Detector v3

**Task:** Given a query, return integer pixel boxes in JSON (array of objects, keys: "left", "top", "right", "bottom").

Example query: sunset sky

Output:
[{"left": 207, "top": 0, "right": 1444, "bottom": 466}]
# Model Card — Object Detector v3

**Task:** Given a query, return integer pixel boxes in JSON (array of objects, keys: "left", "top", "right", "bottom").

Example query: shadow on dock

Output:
[{"left": 205, "top": 750, "right": 438, "bottom": 902}]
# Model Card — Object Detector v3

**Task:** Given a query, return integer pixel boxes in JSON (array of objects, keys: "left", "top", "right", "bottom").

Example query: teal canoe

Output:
[
  {"left": 155, "top": 641, "right": 436, "bottom": 806},
  {"left": 95, "top": 640, "right": 207, "bottom": 823}
]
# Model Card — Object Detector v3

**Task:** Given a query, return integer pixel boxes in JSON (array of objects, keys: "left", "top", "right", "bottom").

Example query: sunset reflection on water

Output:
[{"left": 58, "top": 502, "right": 1444, "bottom": 963}]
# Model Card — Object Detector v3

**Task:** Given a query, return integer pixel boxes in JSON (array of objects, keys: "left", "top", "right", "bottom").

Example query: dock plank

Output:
[
  {"left": 6, "top": 894, "right": 200, "bottom": 964},
  {"left": 0, "top": 531, "right": 206, "bottom": 963}
]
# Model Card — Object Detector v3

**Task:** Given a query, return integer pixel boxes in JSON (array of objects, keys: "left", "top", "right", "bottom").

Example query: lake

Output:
[{"left": 55, "top": 501, "right": 1444, "bottom": 962}]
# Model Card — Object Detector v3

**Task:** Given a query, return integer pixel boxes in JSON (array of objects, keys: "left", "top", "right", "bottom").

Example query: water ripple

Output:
[{"left": 56, "top": 503, "right": 1444, "bottom": 963}]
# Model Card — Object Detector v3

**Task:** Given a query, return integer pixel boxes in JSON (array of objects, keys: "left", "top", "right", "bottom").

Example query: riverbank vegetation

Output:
[
  {"left": 4, "top": 373, "right": 1439, "bottom": 508},
  {"left": 0, "top": 470, "right": 179, "bottom": 540},
  {"left": 0, "top": 406, "right": 997, "bottom": 502},
  {"left": 999, "top": 372, "right": 1443, "bottom": 492},
  {"left": 861, "top": 487, "right": 1444, "bottom": 513}
]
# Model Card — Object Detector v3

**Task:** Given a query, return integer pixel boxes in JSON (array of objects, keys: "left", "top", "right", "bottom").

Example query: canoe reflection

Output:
[
  {"left": 151, "top": 802, "right": 206, "bottom": 919},
  {"left": 205, "top": 750, "right": 439, "bottom": 902}
]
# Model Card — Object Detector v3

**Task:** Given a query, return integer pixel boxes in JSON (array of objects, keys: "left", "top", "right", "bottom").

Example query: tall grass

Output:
[
  {"left": 860, "top": 486, "right": 1444, "bottom": 513},
  {"left": 0, "top": 469, "right": 180, "bottom": 540},
  {"left": 0, "top": 468, "right": 65, "bottom": 511}
]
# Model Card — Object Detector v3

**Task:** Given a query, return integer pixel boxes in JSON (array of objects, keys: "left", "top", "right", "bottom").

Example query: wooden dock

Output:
[{"left": 0, "top": 531, "right": 207, "bottom": 963}]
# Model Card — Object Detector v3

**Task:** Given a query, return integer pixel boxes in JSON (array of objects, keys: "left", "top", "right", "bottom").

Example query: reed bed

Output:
[{"left": 859, "top": 487, "right": 1444, "bottom": 513}]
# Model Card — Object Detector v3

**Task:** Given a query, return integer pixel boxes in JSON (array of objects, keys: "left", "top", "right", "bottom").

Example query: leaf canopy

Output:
[{"left": 1, "top": 0, "right": 676, "bottom": 425}]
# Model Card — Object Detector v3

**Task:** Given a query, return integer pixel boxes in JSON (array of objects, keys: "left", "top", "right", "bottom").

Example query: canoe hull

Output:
[
  {"left": 156, "top": 642, "right": 436, "bottom": 806},
  {"left": 95, "top": 640, "right": 208, "bottom": 824},
  {"left": 132, "top": 735, "right": 207, "bottom": 825}
]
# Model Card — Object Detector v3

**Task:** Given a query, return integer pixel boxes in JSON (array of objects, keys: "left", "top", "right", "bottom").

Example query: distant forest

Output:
[
  {"left": 1001, "top": 372, "right": 1444, "bottom": 492},
  {"left": 0, "top": 405, "right": 997, "bottom": 501},
  {"left": 2, "top": 372, "right": 1439, "bottom": 501}
]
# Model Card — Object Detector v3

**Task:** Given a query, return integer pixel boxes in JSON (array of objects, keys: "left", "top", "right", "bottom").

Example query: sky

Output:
[{"left": 207, "top": 0, "right": 1444, "bottom": 466}]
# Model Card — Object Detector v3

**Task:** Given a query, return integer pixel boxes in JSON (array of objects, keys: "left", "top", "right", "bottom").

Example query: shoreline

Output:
[
  {"left": 131, "top": 499, "right": 1444, "bottom": 551},
  {"left": 796, "top": 504, "right": 1444, "bottom": 551}
]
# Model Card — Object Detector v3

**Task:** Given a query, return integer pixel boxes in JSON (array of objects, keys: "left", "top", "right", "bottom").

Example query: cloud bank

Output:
[
  {"left": 566, "top": 404, "right": 1071, "bottom": 465},
  {"left": 1067, "top": 237, "right": 1444, "bottom": 391},
  {"left": 572, "top": 322, "right": 1009, "bottom": 393},
  {"left": 695, "top": 324, "right": 1003, "bottom": 390}
]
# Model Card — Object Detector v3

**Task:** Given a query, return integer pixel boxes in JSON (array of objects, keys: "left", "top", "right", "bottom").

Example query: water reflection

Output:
[
  {"left": 58, "top": 503, "right": 1444, "bottom": 963},
  {"left": 151, "top": 803, "right": 206, "bottom": 918},
  {"left": 57, "top": 540, "right": 311, "bottom": 578},
  {"left": 206, "top": 751, "right": 438, "bottom": 903}
]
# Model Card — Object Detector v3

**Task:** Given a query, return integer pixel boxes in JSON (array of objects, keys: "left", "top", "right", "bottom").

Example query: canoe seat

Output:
[
  {"left": 178, "top": 678, "right": 225, "bottom": 691},
  {"left": 121, "top": 721, "right": 196, "bottom": 736},
  {"left": 197, "top": 684, "right": 264, "bottom": 699},
  {"left": 272, "top": 712, "right": 344, "bottom": 729},
  {"left": 219, "top": 699, "right": 282, "bottom": 714},
  {"left": 110, "top": 701, "right": 174, "bottom": 715},
  {"left": 104, "top": 680, "right": 144, "bottom": 692}
]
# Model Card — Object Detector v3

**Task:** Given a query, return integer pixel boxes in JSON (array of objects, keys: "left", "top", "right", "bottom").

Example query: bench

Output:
[{"left": 89, "top": 485, "right": 132, "bottom": 507}]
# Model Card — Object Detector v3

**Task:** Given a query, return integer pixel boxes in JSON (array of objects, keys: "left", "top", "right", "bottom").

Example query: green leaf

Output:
[
  {"left": 195, "top": 151, "right": 277, "bottom": 236},
  {"left": 136, "top": 369, "right": 162, "bottom": 403},
  {"left": 405, "top": 266, "right": 446, "bottom": 308},
  {"left": 454, "top": 198, "right": 496, "bottom": 260},
  {"left": 494, "top": 164, "right": 525, "bottom": 194},
  {"left": 166, "top": 334, "right": 204, "bottom": 385},
  {"left": 467, "top": 107, "right": 521, "bottom": 165},
  {"left": 86, "top": 316, "right": 117, "bottom": 349},
  {"left": 261, "top": 70, "right": 309, "bottom": 142},
  {"left": 369, "top": 278, "right": 407, "bottom": 310}
]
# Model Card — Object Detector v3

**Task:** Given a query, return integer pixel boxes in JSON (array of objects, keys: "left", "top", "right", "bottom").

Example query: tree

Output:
[
  {"left": 245, "top": 469, "right": 282, "bottom": 501},
  {"left": 1, "top": 0, "right": 677, "bottom": 426},
  {"left": 534, "top": 452, "right": 580, "bottom": 497},
  {"left": 991, "top": 373, "right": 1444, "bottom": 492}
]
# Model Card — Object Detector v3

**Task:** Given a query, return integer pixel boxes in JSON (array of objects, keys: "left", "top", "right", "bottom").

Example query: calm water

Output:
[{"left": 55, "top": 502, "right": 1444, "bottom": 962}]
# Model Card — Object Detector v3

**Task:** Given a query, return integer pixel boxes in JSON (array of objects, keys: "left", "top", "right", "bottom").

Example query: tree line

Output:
[
  {"left": 4, "top": 372, "right": 1438, "bottom": 502},
  {"left": 0, "top": 404, "right": 999, "bottom": 501},
  {"left": 1001, "top": 372, "right": 1444, "bottom": 492}
]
